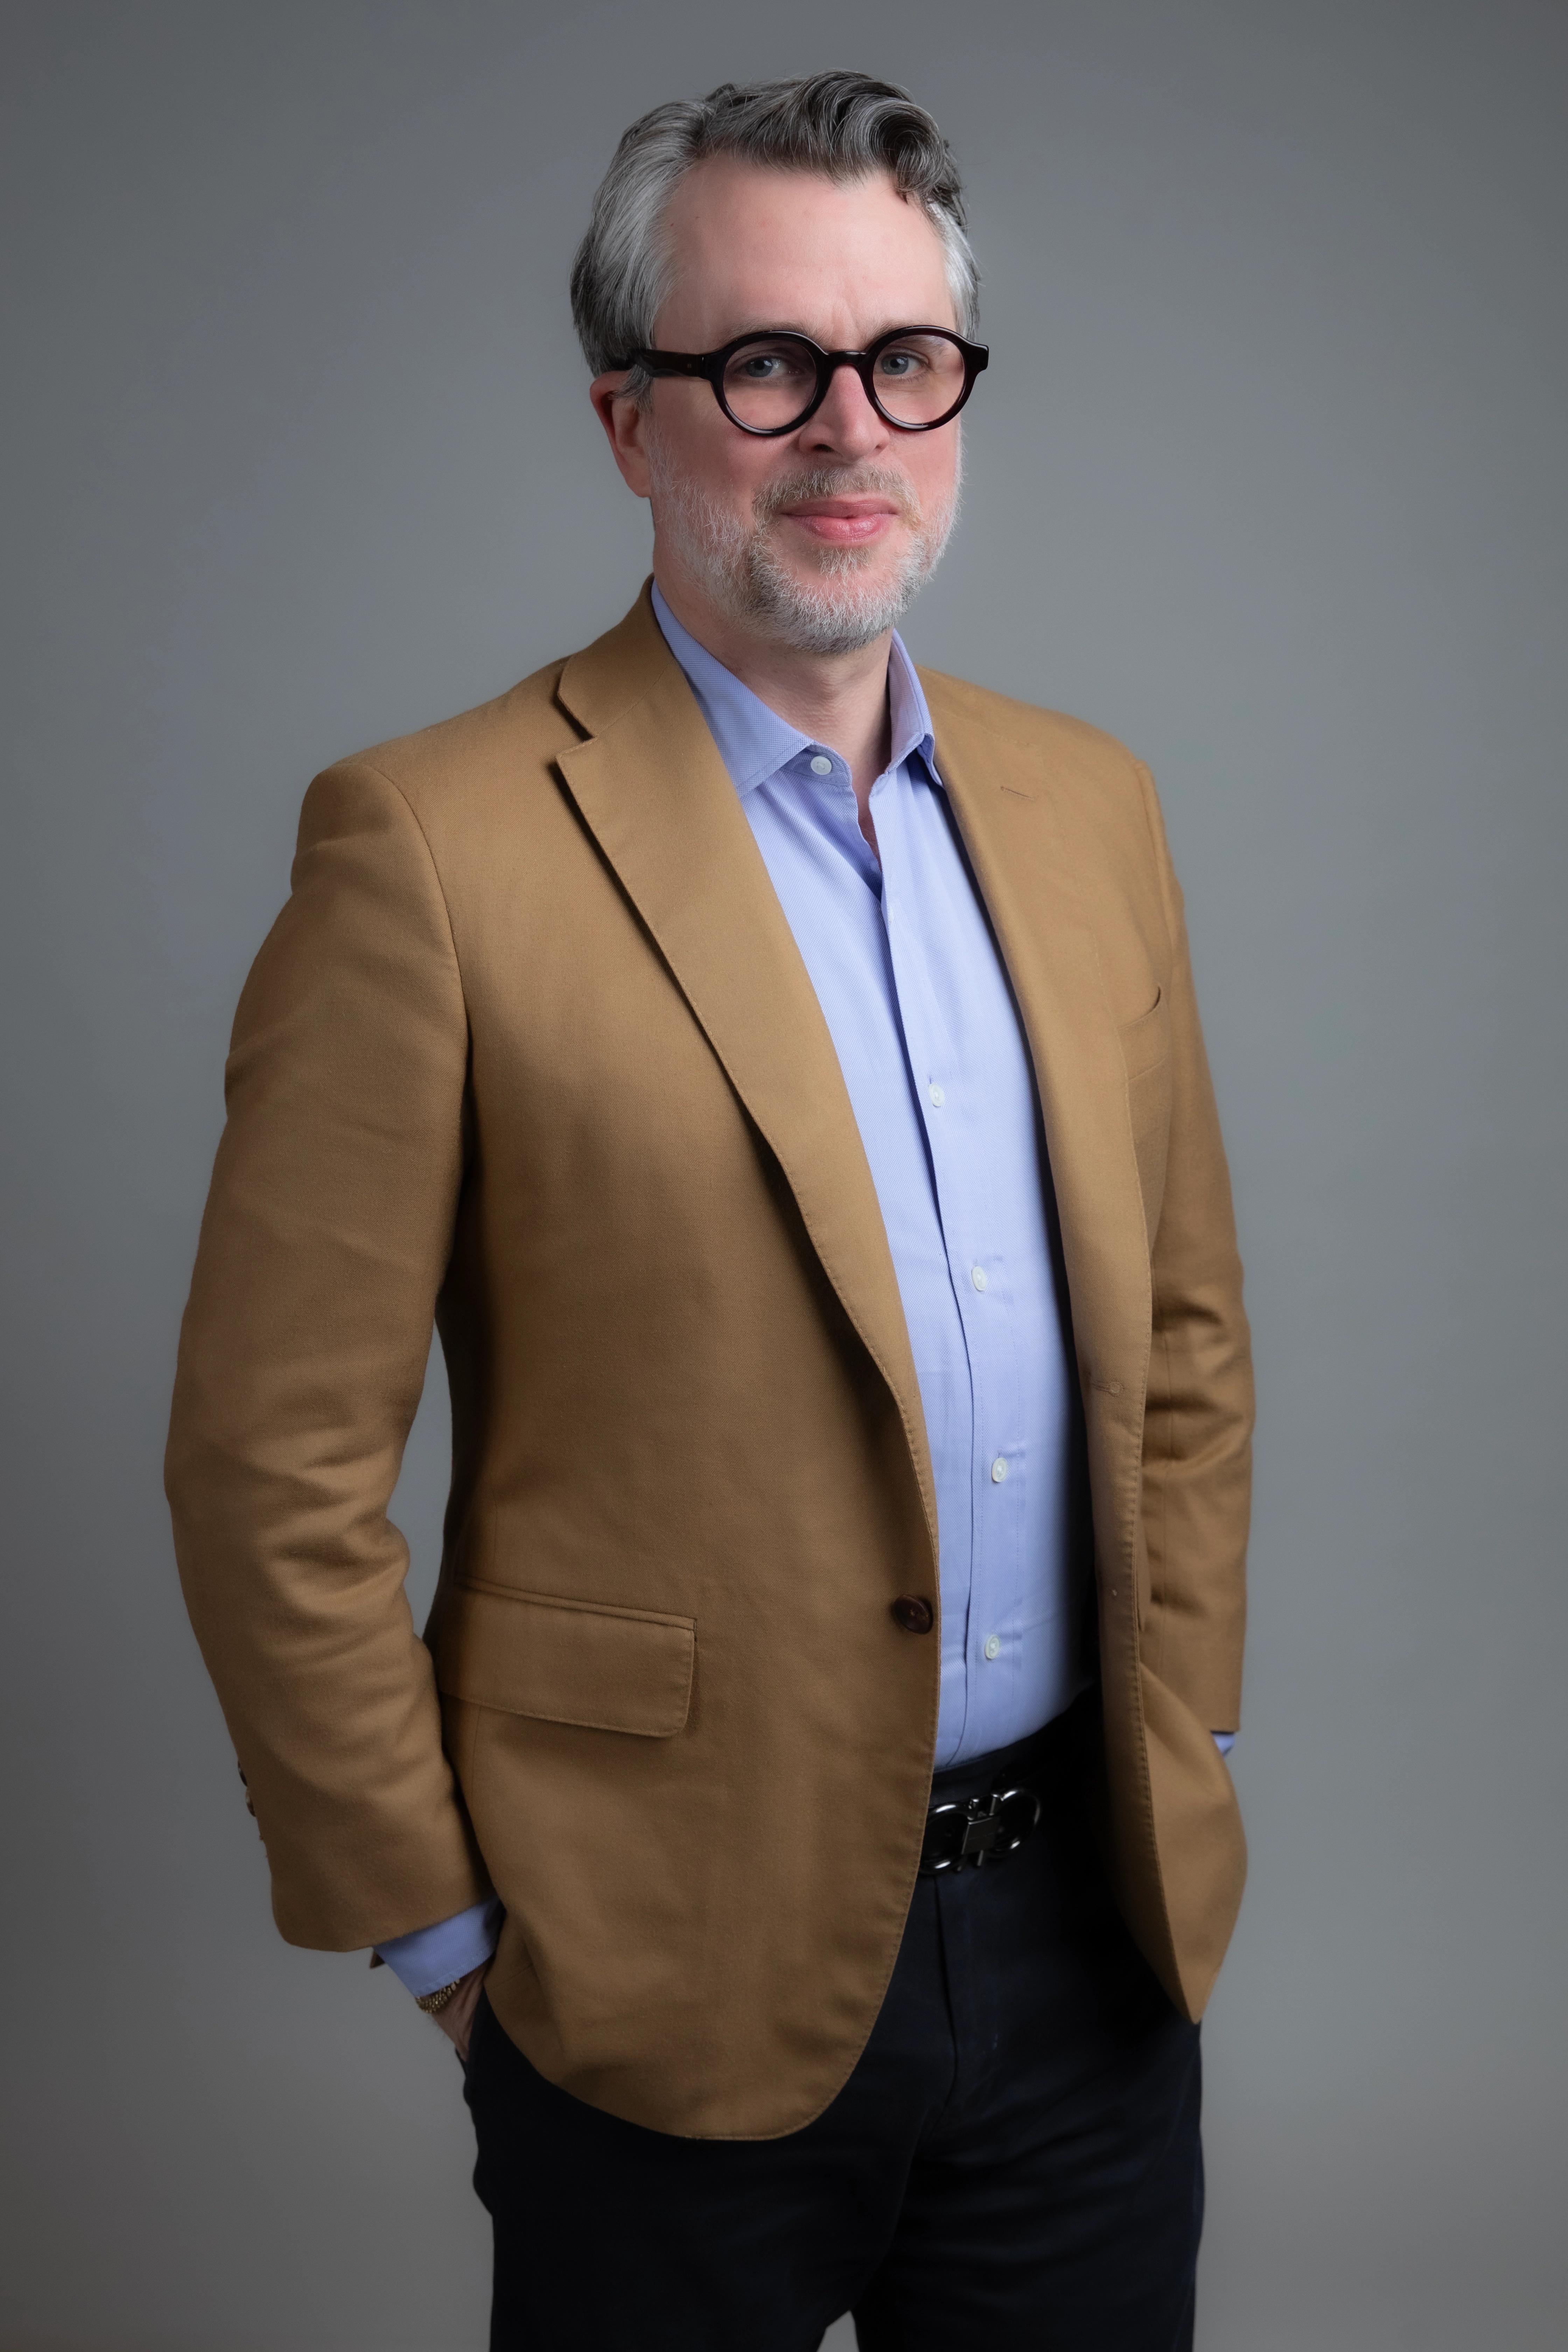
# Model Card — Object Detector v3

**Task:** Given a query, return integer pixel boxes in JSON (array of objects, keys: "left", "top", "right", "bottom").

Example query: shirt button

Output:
[
  {"left": 928, "top": 1083, "right": 945, "bottom": 1107},
  {"left": 983, "top": 1634, "right": 1001, "bottom": 1661},
  {"left": 970, "top": 1265, "right": 988, "bottom": 1292},
  {"left": 990, "top": 1456, "right": 1008, "bottom": 1484},
  {"left": 809, "top": 754, "right": 833, "bottom": 776}
]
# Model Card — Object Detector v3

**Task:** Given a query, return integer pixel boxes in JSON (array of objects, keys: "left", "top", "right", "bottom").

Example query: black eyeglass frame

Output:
[{"left": 615, "top": 326, "right": 989, "bottom": 436}]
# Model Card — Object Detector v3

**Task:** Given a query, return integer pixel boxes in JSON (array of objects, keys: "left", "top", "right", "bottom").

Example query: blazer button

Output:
[{"left": 890, "top": 1595, "right": 935, "bottom": 1635}]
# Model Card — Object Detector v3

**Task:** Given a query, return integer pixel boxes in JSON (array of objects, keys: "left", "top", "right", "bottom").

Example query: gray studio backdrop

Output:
[{"left": 3, "top": 4, "right": 1564, "bottom": 2347}]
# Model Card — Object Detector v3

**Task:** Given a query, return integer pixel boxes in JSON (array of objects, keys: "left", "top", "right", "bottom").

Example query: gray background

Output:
[{"left": 2, "top": 2, "right": 1564, "bottom": 2346}]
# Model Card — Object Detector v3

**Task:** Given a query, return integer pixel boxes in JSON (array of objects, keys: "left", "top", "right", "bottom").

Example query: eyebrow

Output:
[
  {"left": 708, "top": 320, "right": 928, "bottom": 347},
  {"left": 713, "top": 321, "right": 815, "bottom": 342}
]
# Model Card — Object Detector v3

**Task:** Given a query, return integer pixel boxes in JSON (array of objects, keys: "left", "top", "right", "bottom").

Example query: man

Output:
[{"left": 167, "top": 70, "right": 1251, "bottom": 2352}]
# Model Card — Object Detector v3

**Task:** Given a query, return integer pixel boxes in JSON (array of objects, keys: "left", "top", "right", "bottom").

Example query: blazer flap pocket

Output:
[{"left": 438, "top": 1582, "right": 695, "bottom": 1738}]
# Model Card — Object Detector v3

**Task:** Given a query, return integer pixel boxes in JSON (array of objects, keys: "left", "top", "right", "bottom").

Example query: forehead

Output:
[{"left": 657, "top": 158, "right": 956, "bottom": 344}]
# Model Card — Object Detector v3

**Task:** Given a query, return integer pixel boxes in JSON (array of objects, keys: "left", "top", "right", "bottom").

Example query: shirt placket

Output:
[
  {"left": 868, "top": 776, "right": 970, "bottom": 1751},
  {"left": 879, "top": 777, "right": 1027, "bottom": 1752}
]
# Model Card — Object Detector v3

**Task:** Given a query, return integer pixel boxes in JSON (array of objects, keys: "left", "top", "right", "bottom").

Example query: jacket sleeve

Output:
[
  {"left": 165, "top": 759, "right": 489, "bottom": 1950},
  {"left": 1133, "top": 761, "right": 1253, "bottom": 1734}
]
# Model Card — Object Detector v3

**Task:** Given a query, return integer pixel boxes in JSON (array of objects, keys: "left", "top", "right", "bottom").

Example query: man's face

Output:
[{"left": 596, "top": 159, "right": 964, "bottom": 655}]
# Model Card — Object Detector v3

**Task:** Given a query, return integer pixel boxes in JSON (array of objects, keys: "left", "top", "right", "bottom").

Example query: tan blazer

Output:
[{"left": 167, "top": 585, "right": 1252, "bottom": 2139}]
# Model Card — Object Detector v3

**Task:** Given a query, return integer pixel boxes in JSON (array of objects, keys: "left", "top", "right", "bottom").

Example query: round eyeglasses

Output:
[{"left": 616, "top": 326, "right": 989, "bottom": 436}]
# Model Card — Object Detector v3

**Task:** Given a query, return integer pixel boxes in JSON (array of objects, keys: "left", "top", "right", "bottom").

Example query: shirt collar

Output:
[{"left": 651, "top": 581, "right": 939, "bottom": 798}]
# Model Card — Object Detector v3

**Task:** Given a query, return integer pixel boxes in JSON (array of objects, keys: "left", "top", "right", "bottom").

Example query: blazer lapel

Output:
[
  {"left": 555, "top": 594, "right": 939, "bottom": 1570},
  {"left": 922, "top": 678, "right": 1154, "bottom": 1563}
]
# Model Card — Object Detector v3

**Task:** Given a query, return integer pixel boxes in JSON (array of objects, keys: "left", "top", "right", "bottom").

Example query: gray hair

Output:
[{"left": 570, "top": 72, "right": 979, "bottom": 386}]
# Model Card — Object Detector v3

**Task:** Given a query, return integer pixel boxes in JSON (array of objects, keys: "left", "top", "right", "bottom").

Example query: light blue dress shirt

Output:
[
  {"left": 652, "top": 584, "right": 1088, "bottom": 1771},
  {"left": 377, "top": 594, "right": 1231, "bottom": 1997}
]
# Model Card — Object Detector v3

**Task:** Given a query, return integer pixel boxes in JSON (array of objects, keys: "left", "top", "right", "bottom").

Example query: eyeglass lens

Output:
[{"left": 721, "top": 334, "right": 968, "bottom": 430}]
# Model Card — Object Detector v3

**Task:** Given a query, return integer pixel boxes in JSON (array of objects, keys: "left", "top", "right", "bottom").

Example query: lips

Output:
[
  {"left": 780, "top": 496, "right": 902, "bottom": 545},
  {"left": 782, "top": 497, "right": 901, "bottom": 520},
  {"left": 755, "top": 468, "right": 919, "bottom": 549}
]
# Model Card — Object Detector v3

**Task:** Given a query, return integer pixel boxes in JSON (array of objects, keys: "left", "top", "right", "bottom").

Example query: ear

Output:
[{"left": 589, "top": 373, "right": 653, "bottom": 499}]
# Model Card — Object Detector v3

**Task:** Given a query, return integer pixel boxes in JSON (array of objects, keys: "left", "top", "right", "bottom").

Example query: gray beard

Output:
[{"left": 646, "top": 444, "right": 961, "bottom": 657}]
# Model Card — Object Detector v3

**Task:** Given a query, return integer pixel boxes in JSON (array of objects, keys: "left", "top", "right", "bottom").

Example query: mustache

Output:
[{"left": 752, "top": 466, "right": 922, "bottom": 526}]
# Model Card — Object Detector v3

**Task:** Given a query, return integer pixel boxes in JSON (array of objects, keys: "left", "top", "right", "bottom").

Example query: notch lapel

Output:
[{"left": 555, "top": 595, "right": 938, "bottom": 1571}]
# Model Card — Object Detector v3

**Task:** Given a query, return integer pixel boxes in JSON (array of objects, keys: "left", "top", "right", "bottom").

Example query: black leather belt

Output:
[{"left": 918, "top": 1780, "right": 1044, "bottom": 1875}]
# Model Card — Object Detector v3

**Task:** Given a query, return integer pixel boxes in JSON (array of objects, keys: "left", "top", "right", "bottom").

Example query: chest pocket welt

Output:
[
  {"left": 1119, "top": 986, "right": 1172, "bottom": 1237},
  {"left": 437, "top": 1581, "right": 695, "bottom": 1738}
]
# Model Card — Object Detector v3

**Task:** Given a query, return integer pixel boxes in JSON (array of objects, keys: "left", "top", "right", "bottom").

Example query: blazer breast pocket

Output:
[{"left": 1119, "top": 987, "right": 1172, "bottom": 1238}]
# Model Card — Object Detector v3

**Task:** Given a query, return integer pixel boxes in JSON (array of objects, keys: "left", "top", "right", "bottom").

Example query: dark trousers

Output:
[{"left": 463, "top": 1703, "right": 1203, "bottom": 2351}]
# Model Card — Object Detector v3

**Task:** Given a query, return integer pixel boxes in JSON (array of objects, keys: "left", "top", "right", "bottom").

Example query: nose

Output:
[{"left": 798, "top": 358, "right": 891, "bottom": 461}]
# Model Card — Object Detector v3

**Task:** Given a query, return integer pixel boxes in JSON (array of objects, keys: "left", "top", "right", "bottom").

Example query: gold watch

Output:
[{"left": 415, "top": 1977, "right": 464, "bottom": 2015}]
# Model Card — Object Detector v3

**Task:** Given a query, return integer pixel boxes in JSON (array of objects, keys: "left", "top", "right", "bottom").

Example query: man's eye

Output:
[
  {"left": 877, "top": 350, "right": 925, "bottom": 379},
  {"left": 722, "top": 342, "right": 817, "bottom": 408}
]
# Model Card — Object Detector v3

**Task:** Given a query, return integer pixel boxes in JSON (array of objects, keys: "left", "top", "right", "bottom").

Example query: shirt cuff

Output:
[
  {"left": 1211, "top": 1731, "right": 1237, "bottom": 1757},
  {"left": 374, "top": 1897, "right": 502, "bottom": 1997}
]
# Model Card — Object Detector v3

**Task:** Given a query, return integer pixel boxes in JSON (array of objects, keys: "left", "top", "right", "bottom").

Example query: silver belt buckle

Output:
[{"left": 923, "top": 1784, "right": 1043, "bottom": 1874}]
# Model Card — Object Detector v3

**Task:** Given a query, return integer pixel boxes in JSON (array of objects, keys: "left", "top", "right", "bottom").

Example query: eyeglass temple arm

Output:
[{"left": 620, "top": 349, "right": 709, "bottom": 377}]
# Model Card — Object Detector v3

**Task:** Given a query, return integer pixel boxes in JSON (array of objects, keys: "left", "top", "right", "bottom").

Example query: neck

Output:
[{"left": 653, "top": 561, "right": 894, "bottom": 814}]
